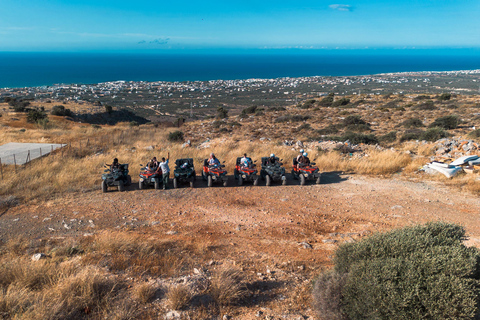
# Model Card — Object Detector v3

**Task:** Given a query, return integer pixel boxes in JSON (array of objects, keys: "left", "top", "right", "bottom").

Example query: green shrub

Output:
[
  {"left": 129, "top": 121, "right": 139, "bottom": 127},
  {"left": 415, "top": 100, "right": 436, "bottom": 110},
  {"left": 468, "top": 129, "right": 480, "bottom": 138},
  {"left": 429, "top": 115, "right": 459, "bottom": 130},
  {"left": 268, "top": 106, "right": 286, "bottom": 112},
  {"left": 400, "top": 129, "right": 424, "bottom": 142},
  {"left": 318, "top": 222, "right": 480, "bottom": 320},
  {"left": 168, "top": 130, "right": 184, "bottom": 142},
  {"left": 296, "top": 123, "right": 311, "bottom": 131},
  {"left": 51, "top": 105, "right": 73, "bottom": 117},
  {"left": 317, "top": 124, "right": 340, "bottom": 135},
  {"left": 105, "top": 105, "right": 113, "bottom": 114},
  {"left": 299, "top": 99, "right": 316, "bottom": 109},
  {"left": 342, "top": 115, "right": 370, "bottom": 132},
  {"left": 330, "top": 131, "right": 378, "bottom": 145},
  {"left": 413, "top": 94, "right": 431, "bottom": 101},
  {"left": 438, "top": 93, "right": 452, "bottom": 101},
  {"left": 319, "top": 93, "right": 335, "bottom": 107},
  {"left": 26, "top": 109, "right": 47, "bottom": 123},
  {"left": 422, "top": 127, "right": 448, "bottom": 141},
  {"left": 274, "top": 114, "right": 310, "bottom": 123},
  {"left": 332, "top": 98, "right": 351, "bottom": 107},
  {"left": 241, "top": 106, "right": 257, "bottom": 115},
  {"left": 216, "top": 106, "right": 228, "bottom": 119},
  {"left": 378, "top": 131, "right": 397, "bottom": 143},
  {"left": 402, "top": 118, "right": 424, "bottom": 128}
]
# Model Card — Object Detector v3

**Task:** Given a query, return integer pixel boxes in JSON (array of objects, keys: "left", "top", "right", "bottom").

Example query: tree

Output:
[
  {"left": 216, "top": 106, "right": 228, "bottom": 119},
  {"left": 105, "top": 105, "right": 113, "bottom": 114}
]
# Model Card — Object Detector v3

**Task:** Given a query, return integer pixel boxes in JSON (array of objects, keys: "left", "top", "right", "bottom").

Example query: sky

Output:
[{"left": 1, "top": 0, "right": 480, "bottom": 52}]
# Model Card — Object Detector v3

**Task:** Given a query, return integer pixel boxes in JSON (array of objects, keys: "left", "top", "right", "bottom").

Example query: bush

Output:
[
  {"left": 51, "top": 105, "right": 73, "bottom": 117},
  {"left": 332, "top": 98, "right": 351, "bottom": 107},
  {"left": 422, "top": 127, "right": 448, "bottom": 141},
  {"left": 241, "top": 105, "right": 257, "bottom": 115},
  {"left": 342, "top": 116, "right": 371, "bottom": 132},
  {"left": 400, "top": 129, "right": 424, "bottom": 142},
  {"left": 318, "top": 222, "right": 480, "bottom": 320},
  {"left": 330, "top": 131, "right": 378, "bottom": 145},
  {"left": 296, "top": 123, "right": 311, "bottom": 131},
  {"left": 129, "top": 121, "right": 139, "bottom": 127},
  {"left": 209, "top": 267, "right": 247, "bottom": 306},
  {"left": 413, "top": 94, "right": 431, "bottom": 101},
  {"left": 168, "top": 130, "right": 184, "bottom": 142},
  {"left": 429, "top": 115, "right": 459, "bottom": 130},
  {"left": 415, "top": 100, "right": 436, "bottom": 110},
  {"left": 378, "top": 131, "right": 397, "bottom": 143},
  {"left": 274, "top": 114, "right": 310, "bottom": 123},
  {"left": 105, "top": 105, "right": 113, "bottom": 114},
  {"left": 319, "top": 93, "right": 335, "bottom": 107},
  {"left": 268, "top": 106, "right": 286, "bottom": 112},
  {"left": 216, "top": 106, "right": 228, "bottom": 119},
  {"left": 402, "top": 118, "right": 424, "bottom": 128},
  {"left": 468, "top": 129, "right": 480, "bottom": 138},
  {"left": 299, "top": 99, "right": 316, "bottom": 109},
  {"left": 438, "top": 93, "right": 452, "bottom": 101},
  {"left": 312, "top": 272, "right": 348, "bottom": 320},
  {"left": 317, "top": 124, "right": 340, "bottom": 135},
  {"left": 26, "top": 109, "right": 47, "bottom": 123}
]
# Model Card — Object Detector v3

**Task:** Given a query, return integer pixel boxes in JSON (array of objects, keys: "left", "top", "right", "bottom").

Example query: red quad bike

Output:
[
  {"left": 138, "top": 165, "right": 163, "bottom": 190},
  {"left": 202, "top": 159, "right": 228, "bottom": 187},
  {"left": 292, "top": 158, "right": 321, "bottom": 185},
  {"left": 234, "top": 157, "right": 258, "bottom": 186}
]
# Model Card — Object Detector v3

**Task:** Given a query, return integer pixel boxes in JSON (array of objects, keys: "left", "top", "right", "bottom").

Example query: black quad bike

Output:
[
  {"left": 173, "top": 158, "right": 196, "bottom": 188},
  {"left": 260, "top": 157, "right": 287, "bottom": 186},
  {"left": 234, "top": 157, "right": 258, "bottom": 186},
  {"left": 202, "top": 159, "right": 228, "bottom": 187},
  {"left": 138, "top": 165, "right": 163, "bottom": 190},
  {"left": 102, "top": 164, "right": 131, "bottom": 192}
]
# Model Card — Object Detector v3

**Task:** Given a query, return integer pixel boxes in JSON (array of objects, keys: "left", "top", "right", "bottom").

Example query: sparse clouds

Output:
[
  {"left": 329, "top": 4, "right": 352, "bottom": 12},
  {"left": 138, "top": 38, "right": 170, "bottom": 45}
]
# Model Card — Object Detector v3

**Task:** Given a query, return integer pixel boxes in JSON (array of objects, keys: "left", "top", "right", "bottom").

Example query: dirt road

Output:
[{"left": 1, "top": 173, "right": 479, "bottom": 318}]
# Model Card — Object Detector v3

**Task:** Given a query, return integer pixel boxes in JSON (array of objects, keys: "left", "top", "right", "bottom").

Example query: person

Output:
[
  {"left": 268, "top": 153, "right": 277, "bottom": 165},
  {"left": 296, "top": 149, "right": 305, "bottom": 163},
  {"left": 106, "top": 158, "right": 121, "bottom": 170},
  {"left": 240, "top": 153, "right": 251, "bottom": 167},
  {"left": 147, "top": 157, "right": 159, "bottom": 171},
  {"left": 159, "top": 152, "right": 170, "bottom": 189},
  {"left": 297, "top": 152, "right": 310, "bottom": 168},
  {"left": 208, "top": 153, "right": 220, "bottom": 166}
]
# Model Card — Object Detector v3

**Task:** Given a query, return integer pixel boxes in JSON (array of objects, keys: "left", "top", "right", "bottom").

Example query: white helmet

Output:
[
  {"left": 270, "top": 153, "right": 275, "bottom": 157},
  {"left": 300, "top": 149, "right": 304, "bottom": 153},
  {"left": 303, "top": 152, "right": 308, "bottom": 156}
]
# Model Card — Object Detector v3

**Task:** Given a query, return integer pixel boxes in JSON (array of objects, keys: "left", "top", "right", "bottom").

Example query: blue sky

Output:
[{"left": 1, "top": 0, "right": 479, "bottom": 51}]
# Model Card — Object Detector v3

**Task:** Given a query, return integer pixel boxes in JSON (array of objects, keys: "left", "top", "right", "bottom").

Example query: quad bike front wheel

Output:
[
  {"left": 282, "top": 177, "right": 287, "bottom": 186},
  {"left": 316, "top": 177, "right": 321, "bottom": 184},
  {"left": 154, "top": 178, "right": 161, "bottom": 190},
  {"left": 238, "top": 175, "right": 243, "bottom": 186},
  {"left": 223, "top": 180, "right": 228, "bottom": 187},
  {"left": 139, "top": 180, "right": 143, "bottom": 190},
  {"left": 118, "top": 180, "right": 125, "bottom": 192},
  {"left": 207, "top": 175, "right": 213, "bottom": 187},
  {"left": 266, "top": 175, "right": 271, "bottom": 186},
  {"left": 300, "top": 175, "right": 306, "bottom": 186},
  {"left": 126, "top": 175, "right": 132, "bottom": 186},
  {"left": 253, "top": 178, "right": 258, "bottom": 186},
  {"left": 101, "top": 180, "right": 108, "bottom": 193},
  {"left": 173, "top": 178, "right": 178, "bottom": 189},
  {"left": 190, "top": 176, "right": 195, "bottom": 188}
]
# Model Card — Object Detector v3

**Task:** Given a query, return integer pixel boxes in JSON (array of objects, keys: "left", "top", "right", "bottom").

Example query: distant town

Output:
[{"left": 2, "top": 70, "right": 480, "bottom": 119}]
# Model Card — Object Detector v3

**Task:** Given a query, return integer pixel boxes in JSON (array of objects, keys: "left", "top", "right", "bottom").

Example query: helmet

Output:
[
  {"left": 113, "top": 158, "right": 118, "bottom": 162},
  {"left": 303, "top": 152, "right": 308, "bottom": 156},
  {"left": 270, "top": 153, "right": 275, "bottom": 157},
  {"left": 300, "top": 149, "right": 304, "bottom": 153}
]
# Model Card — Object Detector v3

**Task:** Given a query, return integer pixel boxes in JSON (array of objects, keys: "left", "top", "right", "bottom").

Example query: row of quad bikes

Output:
[{"left": 101, "top": 157, "right": 321, "bottom": 192}]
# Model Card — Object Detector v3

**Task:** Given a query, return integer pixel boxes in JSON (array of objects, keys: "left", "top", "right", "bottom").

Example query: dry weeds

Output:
[
  {"left": 166, "top": 284, "right": 192, "bottom": 310},
  {"left": 209, "top": 266, "right": 247, "bottom": 307}
]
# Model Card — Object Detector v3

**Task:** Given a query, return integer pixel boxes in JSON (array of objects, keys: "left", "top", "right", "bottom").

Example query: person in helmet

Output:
[
  {"left": 106, "top": 158, "right": 121, "bottom": 170},
  {"left": 268, "top": 153, "right": 277, "bottom": 165},
  {"left": 296, "top": 149, "right": 305, "bottom": 163},
  {"left": 297, "top": 152, "right": 310, "bottom": 168}
]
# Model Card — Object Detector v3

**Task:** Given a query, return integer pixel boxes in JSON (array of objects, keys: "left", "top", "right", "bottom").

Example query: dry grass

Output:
[
  {"left": 166, "top": 284, "right": 192, "bottom": 310},
  {"left": 209, "top": 266, "right": 247, "bottom": 306},
  {"left": 132, "top": 282, "right": 157, "bottom": 304}
]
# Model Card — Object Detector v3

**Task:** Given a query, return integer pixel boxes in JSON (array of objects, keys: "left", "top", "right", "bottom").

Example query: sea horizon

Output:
[{"left": 2, "top": 49, "right": 480, "bottom": 89}]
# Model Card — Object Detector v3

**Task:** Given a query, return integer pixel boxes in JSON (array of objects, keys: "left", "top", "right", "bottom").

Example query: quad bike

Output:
[
  {"left": 138, "top": 165, "right": 163, "bottom": 190},
  {"left": 101, "top": 164, "right": 131, "bottom": 192},
  {"left": 292, "top": 158, "right": 321, "bottom": 185},
  {"left": 173, "top": 158, "right": 196, "bottom": 188},
  {"left": 260, "top": 156, "right": 287, "bottom": 186},
  {"left": 234, "top": 157, "right": 258, "bottom": 186},
  {"left": 202, "top": 159, "right": 228, "bottom": 187}
]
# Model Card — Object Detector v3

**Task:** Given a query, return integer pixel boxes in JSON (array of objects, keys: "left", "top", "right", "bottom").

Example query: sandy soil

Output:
[{"left": 1, "top": 173, "right": 480, "bottom": 318}]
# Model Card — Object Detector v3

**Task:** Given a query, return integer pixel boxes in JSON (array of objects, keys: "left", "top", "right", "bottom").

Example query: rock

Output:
[
  {"left": 145, "top": 145, "right": 154, "bottom": 151},
  {"left": 259, "top": 137, "right": 266, "bottom": 141},
  {"left": 166, "top": 230, "right": 178, "bottom": 235},
  {"left": 32, "top": 253, "right": 46, "bottom": 261},
  {"left": 164, "top": 311, "right": 181, "bottom": 320},
  {"left": 296, "top": 140, "right": 304, "bottom": 147},
  {"left": 223, "top": 315, "right": 232, "bottom": 320},
  {"left": 299, "top": 242, "right": 313, "bottom": 249},
  {"left": 322, "top": 239, "right": 337, "bottom": 244}
]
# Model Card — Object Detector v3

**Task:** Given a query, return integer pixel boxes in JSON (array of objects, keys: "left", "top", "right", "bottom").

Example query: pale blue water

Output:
[{"left": 1, "top": 50, "right": 480, "bottom": 88}]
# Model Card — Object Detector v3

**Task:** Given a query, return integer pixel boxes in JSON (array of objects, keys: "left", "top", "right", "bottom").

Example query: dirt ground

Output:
[{"left": 1, "top": 173, "right": 480, "bottom": 318}]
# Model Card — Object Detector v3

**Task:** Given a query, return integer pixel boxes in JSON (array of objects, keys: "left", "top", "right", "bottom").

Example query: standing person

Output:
[{"left": 159, "top": 152, "right": 170, "bottom": 190}]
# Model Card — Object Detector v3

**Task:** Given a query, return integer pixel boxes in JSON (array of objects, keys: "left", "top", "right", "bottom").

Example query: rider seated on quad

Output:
[
  {"left": 147, "top": 157, "right": 159, "bottom": 171},
  {"left": 297, "top": 152, "right": 310, "bottom": 168},
  {"left": 240, "top": 153, "right": 253, "bottom": 168},
  {"left": 106, "top": 158, "right": 121, "bottom": 171},
  {"left": 208, "top": 153, "right": 221, "bottom": 167},
  {"left": 268, "top": 153, "right": 277, "bottom": 165}
]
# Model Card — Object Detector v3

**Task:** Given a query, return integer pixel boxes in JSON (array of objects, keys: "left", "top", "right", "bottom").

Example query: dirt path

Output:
[{"left": 1, "top": 173, "right": 480, "bottom": 318}]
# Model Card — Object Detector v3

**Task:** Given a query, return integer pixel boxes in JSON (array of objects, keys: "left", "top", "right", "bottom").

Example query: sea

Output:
[{"left": 1, "top": 50, "right": 480, "bottom": 89}]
